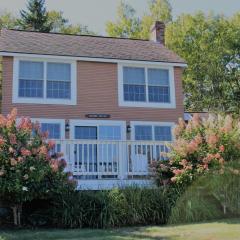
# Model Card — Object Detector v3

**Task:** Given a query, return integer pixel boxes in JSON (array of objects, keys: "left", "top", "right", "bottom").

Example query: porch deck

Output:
[{"left": 56, "top": 140, "right": 171, "bottom": 189}]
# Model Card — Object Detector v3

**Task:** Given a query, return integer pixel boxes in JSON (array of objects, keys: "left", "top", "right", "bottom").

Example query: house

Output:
[{"left": 0, "top": 21, "right": 186, "bottom": 189}]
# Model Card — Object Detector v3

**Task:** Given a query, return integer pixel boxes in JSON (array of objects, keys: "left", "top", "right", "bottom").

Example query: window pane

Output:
[
  {"left": 148, "top": 86, "right": 170, "bottom": 103},
  {"left": 41, "top": 123, "right": 61, "bottom": 139},
  {"left": 124, "top": 84, "right": 146, "bottom": 102},
  {"left": 135, "top": 126, "right": 152, "bottom": 140},
  {"left": 47, "top": 63, "right": 71, "bottom": 81},
  {"left": 19, "top": 61, "right": 43, "bottom": 80},
  {"left": 148, "top": 69, "right": 169, "bottom": 86},
  {"left": 19, "top": 79, "right": 43, "bottom": 98},
  {"left": 154, "top": 126, "right": 172, "bottom": 141},
  {"left": 47, "top": 81, "right": 71, "bottom": 99},
  {"left": 123, "top": 67, "right": 145, "bottom": 84},
  {"left": 99, "top": 126, "right": 121, "bottom": 140},
  {"left": 75, "top": 126, "right": 97, "bottom": 140}
]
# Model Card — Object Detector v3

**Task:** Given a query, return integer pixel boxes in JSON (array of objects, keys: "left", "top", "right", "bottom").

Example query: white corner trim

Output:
[
  {"left": 69, "top": 119, "right": 126, "bottom": 140},
  {"left": 130, "top": 121, "right": 175, "bottom": 141},
  {"left": 118, "top": 63, "right": 176, "bottom": 109},
  {"left": 12, "top": 56, "right": 77, "bottom": 105},
  {"left": 0, "top": 52, "right": 187, "bottom": 67},
  {"left": 31, "top": 118, "right": 66, "bottom": 139}
]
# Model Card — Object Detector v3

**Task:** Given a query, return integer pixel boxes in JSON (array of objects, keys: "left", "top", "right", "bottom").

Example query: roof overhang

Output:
[{"left": 0, "top": 51, "right": 188, "bottom": 67}]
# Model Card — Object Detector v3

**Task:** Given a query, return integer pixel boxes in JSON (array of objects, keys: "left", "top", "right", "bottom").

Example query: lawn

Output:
[{"left": 0, "top": 218, "right": 239, "bottom": 240}]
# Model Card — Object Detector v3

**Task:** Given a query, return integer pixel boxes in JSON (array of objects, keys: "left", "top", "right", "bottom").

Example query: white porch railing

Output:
[{"left": 53, "top": 140, "right": 171, "bottom": 179}]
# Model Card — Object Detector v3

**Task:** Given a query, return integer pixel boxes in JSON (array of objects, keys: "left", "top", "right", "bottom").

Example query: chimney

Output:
[{"left": 150, "top": 21, "right": 165, "bottom": 44}]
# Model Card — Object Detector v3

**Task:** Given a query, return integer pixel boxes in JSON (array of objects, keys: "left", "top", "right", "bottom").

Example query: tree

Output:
[
  {"left": 106, "top": 0, "right": 172, "bottom": 39},
  {"left": 165, "top": 12, "right": 240, "bottom": 113},
  {"left": 18, "top": 0, "right": 52, "bottom": 32},
  {"left": 140, "top": 0, "right": 172, "bottom": 39},
  {"left": 0, "top": 11, "right": 19, "bottom": 29},
  {"left": 0, "top": 108, "right": 75, "bottom": 226},
  {"left": 106, "top": 1, "right": 142, "bottom": 38}
]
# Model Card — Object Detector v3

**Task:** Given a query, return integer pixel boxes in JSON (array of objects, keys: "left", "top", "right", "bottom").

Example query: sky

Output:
[{"left": 0, "top": 0, "right": 239, "bottom": 34}]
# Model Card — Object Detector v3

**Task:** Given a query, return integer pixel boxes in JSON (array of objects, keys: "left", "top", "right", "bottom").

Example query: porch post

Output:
[{"left": 118, "top": 141, "right": 127, "bottom": 180}]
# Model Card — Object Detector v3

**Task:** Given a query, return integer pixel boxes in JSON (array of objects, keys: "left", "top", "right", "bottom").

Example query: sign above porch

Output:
[{"left": 85, "top": 114, "right": 111, "bottom": 119}]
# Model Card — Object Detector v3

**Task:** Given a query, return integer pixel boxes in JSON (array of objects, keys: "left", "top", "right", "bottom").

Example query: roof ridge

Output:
[{"left": 4, "top": 28, "right": 150, "bottom": 42}]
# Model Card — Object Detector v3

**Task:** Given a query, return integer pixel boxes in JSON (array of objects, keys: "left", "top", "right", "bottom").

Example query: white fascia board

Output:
[{"left": 0, "top": 52, "right": 187, "bottom": 68}]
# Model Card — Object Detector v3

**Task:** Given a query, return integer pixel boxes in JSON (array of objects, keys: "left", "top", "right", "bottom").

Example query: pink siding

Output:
[{"left": 2, "top": 57, "right": 184, "bottom": 123}]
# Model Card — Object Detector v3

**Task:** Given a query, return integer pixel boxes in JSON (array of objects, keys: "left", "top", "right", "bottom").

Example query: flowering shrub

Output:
[
  {"left": 153, "top": 114, "right": 240, "bottom": 186},
  {"left": 0, "top": 109, "right": 75, "bottom": 226}
]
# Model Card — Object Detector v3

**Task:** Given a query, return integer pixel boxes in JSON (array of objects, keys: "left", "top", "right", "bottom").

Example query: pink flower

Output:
[
  {"left": 9, "top": 134, "right": 17, "bottom": 144},
  {"left": 219, "top": 145, "right": 225, "bottom": 152},
  {"left": 171, "top": 177, "right": 177, "bottom": 182},
  {"left": 173, "top": 169, "right": 184, "bottom": 176},
  {"left": 39, "top": 146, "right": 48, "bottom": 155},
  {"left": 0, "top": 115, "right": 7, "bottom": 127},
  {"left": 0, "top": 170, "right": 5, "bottom": 176},
  {"left": 219, "top": 158, "right": 225, "bottom": 165},
  {"left": 192, "top": 113, "right": 200, "bottom": 128},
  {"left": 17, "top": 117, "right": 32, "bottom": 131},
  {"left": 9, "top": 147, "right": 15, "bottom": 153},
  {"left": 50, "top": 159, "right": 59, "bottom": 172},
  {"left": 206, "top": 134, "right": 219, "bottom": 146},
  {"left": 58, "top": 159, "right": 67, "bottom": 168},
  {"left": 223, "top": 115, "right": 233, "bottom": 133},
  {"left": 48, "top": 140, "right": 55, "bottom": 149},
  {"left": 179, "top": 159, "right": 188, "bottom": 167},
  {"left": 194, "top": 134, "right": 202, "bottom": 144},
  {"left": 186, "top": 140, "right": 199, "bottom": 154},
  {"left": 10, "top": 158, "right": 17, "bottom": 166},
  {"left": 21, "top": 148, "right": 31, "bottom": 156},
  {"left": 6, "top": 108, "right": 17, "bottom": 126},
  {"left": 0, "top": 137, "right": 5, "bottom": 145}
]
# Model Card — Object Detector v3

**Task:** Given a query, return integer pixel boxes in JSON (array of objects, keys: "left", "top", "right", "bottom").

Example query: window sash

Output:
[
  {"left": 122, "top": 66, "right": 171, "bottom": 104},
  {"left": 41, "top": 123, "right": 61, "bottom": 139},
  {"left": 134, "top": 125, "right": 172, "bottom": 141},
  {"left": 18, "top": 60, "right": 72, "bottom": 100}
]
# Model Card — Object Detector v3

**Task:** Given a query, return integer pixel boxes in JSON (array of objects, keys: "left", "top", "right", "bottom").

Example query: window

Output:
[
  {"left": 75, "top": 126, "right": 97, "bottom": 140},
  {"left": 47, "top": 63, "right": 71, "bottom": 99},
  {"left": 123, "top": 67, "right": 146, "bottom": 102},
  {"left": 119, "top": 64, "right": 175, "bottom": 108},
  {"left": 133, "top": 123, "right": 173, "bottom": 141},
  {"left": 13, "top": 58, "right": 76, "bottom": 105},
  {"left": 41, "top": 123, "right": 61, "bottom": 139},
  {"left": 135, "top": 125, "right": 152, "bottom": 140},
  {"left": 19, "top": 61, "right": 44, "bottom": 98},
  {"left": 148, "top": 69, "right": 170, "bottom": 103}
]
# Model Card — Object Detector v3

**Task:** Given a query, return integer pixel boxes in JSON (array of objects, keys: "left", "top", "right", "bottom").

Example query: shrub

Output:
[
  {"left": 153, "top": 114, "right": 240, "bottom": 186},
  {"left": 0, "top": 109, "right": 75, "bottom": 226},
  {"left": 51, "top": 186, "right": 176, "bottom": 228},
  {"left": 169, "top": 161, "right": 240, "bottom": 224}
]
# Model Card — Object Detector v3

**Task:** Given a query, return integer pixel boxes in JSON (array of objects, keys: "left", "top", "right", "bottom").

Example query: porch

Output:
[{"left": 55, "top": 140, "right": 171, "bottom": 190}]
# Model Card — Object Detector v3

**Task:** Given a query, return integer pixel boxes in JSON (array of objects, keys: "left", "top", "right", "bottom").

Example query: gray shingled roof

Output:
[{"left": 0, "top": 29, "right": 185, "bottom": 64}]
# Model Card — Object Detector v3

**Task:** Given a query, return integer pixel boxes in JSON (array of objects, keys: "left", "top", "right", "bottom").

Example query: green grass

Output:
[{"left": 0, "top": 218, "right": 240, "bottom": 240}]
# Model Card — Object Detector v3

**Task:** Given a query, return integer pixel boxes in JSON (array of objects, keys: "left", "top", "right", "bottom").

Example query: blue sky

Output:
[{"left": 0, "top": 0, "right": 239, "bottom": 34}]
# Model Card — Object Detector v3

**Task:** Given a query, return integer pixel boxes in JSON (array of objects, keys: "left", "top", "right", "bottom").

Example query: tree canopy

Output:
[
  {"left": 18, "top": 0, "right": 52, "bottom": 32},
  {"left": 166, "top": 12, "right": 240, "bottom": 113}
]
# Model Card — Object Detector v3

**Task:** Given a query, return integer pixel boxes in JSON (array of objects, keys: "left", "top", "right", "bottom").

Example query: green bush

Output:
[
  {"left": 169, "top": 161, "right": 240, "bottom": 224},
  {"left": 51, "top": 186, "right": 178, "bottom": 228}
]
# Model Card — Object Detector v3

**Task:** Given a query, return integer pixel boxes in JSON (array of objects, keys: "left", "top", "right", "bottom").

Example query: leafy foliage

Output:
[
  {"left": 0, "top": 108, "right": 75, "bottom": 225},
  {"left": 18, "top": 0, "right": 52, "bottom": 32},
  {"left": 51, "top": 186, "right": 177, "bottom": 228},
  {"left": 165, "top": 12, "right": 240, "bottom": 112},
  {"left": 106, "top": 0, "right": 172, "bottom": 39},
  {"left": 153, "top": 114, "right": 240, "bottom": 186}
]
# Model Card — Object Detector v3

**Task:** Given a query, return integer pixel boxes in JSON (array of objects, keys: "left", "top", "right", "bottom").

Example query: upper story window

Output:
[
  {"left": 13, "top": 57, "right": 77, "bottom": 105},
  {"left": 118, "top": 64, "right": 176, "bottom": 108}
]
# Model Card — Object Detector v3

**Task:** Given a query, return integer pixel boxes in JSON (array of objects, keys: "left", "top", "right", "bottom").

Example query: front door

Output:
[{"left": 71, "top": 121, "right": 125, "bottom": 179}]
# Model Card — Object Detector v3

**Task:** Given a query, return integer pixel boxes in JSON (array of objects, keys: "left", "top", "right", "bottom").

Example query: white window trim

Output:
[
  {"left": 31, "top": 118, "right": 65, "bottom": 140},
  {"left": 118, "top": 63, "right": 176, "bottom": 108},
  {"left": 13, "top": 57, "right": 77, "bottom": 105},
  {"left": 69, "top": 119, "right": 126, "bottom": 140},
  {"left": 130, "top": 121, "right": 175, "bottom": 141}
]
